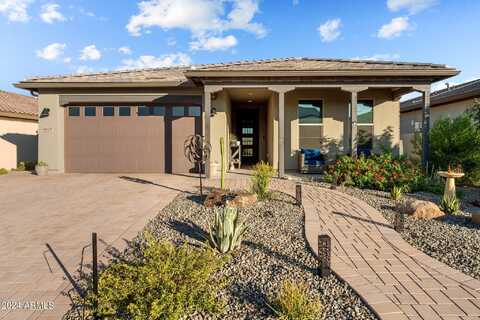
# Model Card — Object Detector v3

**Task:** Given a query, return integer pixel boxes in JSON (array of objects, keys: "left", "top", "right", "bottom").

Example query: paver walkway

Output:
[
  {"left": 303, "top": 184, "right": 480, "bottom": 320},
  {"left": 222, "top": 173, "right": 480, "bottom": 320}
]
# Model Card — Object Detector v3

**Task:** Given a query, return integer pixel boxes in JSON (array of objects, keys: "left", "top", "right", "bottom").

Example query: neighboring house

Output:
[
  {"left": 0, "top": 91, "right": 38, "bottom": 169},
  {"left": 14, "top": 58, "right": 458, "bottom": 177},
  {"left": 401, "top": 79, "right": 480, "bottom": 158}
]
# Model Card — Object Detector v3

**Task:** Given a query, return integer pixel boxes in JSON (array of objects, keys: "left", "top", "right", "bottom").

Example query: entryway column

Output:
[
  {"left": 341, "top": 86, "right": 368, "bottom": 157},
  {"left": 204, "top": 85, "right": 222, "bottom": 178},
  {"left": 269, "top": 86, "right": 295, "bottom": 178},
  {"left": 413, "top": 85, "right": 431, "bottom": 170}
]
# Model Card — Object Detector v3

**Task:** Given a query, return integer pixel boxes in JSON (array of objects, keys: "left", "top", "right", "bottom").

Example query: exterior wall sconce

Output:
[
  {"left": 211, "top": 107, "right": 217, "bottom": 117},
  {"left": 40, "top": 108, "right": 50, "bottom": 118}
]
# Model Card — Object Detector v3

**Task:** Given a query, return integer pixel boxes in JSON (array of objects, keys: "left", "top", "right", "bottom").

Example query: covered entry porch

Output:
[{"left": 204, "top": 83, "right": 433, "bottom": 178}]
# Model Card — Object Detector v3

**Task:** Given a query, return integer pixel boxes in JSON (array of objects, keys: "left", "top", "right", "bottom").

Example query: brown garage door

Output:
[{"left": 65, "top": 105, "right": 201, "bottom": 173}]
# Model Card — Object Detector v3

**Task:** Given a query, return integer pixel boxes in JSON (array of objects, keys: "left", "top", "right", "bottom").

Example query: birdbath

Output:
[{"left": 437, "top": 171, "right": 464, "bottom": 198}]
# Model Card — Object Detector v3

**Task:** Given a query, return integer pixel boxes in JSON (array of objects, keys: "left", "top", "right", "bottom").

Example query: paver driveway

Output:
[{"left": 0, "top": 173, "right": 196, "bottom": 320}]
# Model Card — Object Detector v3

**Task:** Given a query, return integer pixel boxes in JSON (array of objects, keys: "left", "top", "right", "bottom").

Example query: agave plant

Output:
[
  {"left": 209, "top": 206, "right": 247, "bottom": 253},
  {"left": 440, "top": 194, "right": 461, "bottom": 215}
]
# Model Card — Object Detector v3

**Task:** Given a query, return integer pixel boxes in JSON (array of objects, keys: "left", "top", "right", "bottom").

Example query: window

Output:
[
  {"left": 119, "top": 107, "right": 131, "bottom": 117},
  {"left": 299, "top": 100, "right": 323, "bottom": 125},
  {"left": 298, "top": 100, "right": 323, "bottom": 149},
  {"left": 357, "top": 100, "right": 373, "bottom": 124},
  {"left": 188, "top": 106, "right": 201, "bottom": 117},
  {"left": 152, "top": 106, "right": 165, "bottom": 116},
  {"left": 103, "top": 107, "right": 114, "bottom": 116},
  {"left": 357, "top": 100, "right": 374, "bottom": 155},
  {"left": 138, "top": 106, "right": 165, "bottom": 116},
  {"left": 138, "top": 106, "right": 149, "bottom": 116},
  {"left": 242, "top": 127, "right": 253, "bottom": 134},
  {"left": 172, "top": 106, "right": 185, "bottom": 117},
  {"left": 69, "top": 107, "right": 80, "bottom": 117},
  {"left": 85, "top": 107, "right": 96, "bottom": 117},
  {"left": 242, "top": 137, "right": 253, "bottom": 146}
]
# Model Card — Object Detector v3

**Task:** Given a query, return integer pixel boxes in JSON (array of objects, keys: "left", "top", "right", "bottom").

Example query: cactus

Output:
[
  {"left": 208, "top": 206, "right": 247, "bottom": 253},
  {"left": 220, "top": 137, "right": 225, "bottom": 189}
]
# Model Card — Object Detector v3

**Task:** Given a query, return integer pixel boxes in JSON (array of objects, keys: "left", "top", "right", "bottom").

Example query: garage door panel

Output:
[
  {"left": 65, "top": 107, "right": 164, "bottom": 173},
  {"left": 65, "top": 106, "right": 198, "bottom": 173}
]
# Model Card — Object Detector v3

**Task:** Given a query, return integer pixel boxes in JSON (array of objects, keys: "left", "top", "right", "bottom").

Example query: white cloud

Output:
[
  {"left": 75, "top": 65, "right": 95, "bottom": 74},
  {"left": 63, "top": 57, "right": 72, "bottom": 63},
  {"left": 190, "top": 35, "right": 237, "bottom": 51},
  {"left": 118, "top": 46, "right": 132, "bottom": 55},
  {"left": 167, "top": 37, "right": 176, "bottom": 46},
  {"left": 387, "top": 0, "right": 437, "bottom": 14},
  {"left": 40, "top": 3, "right": 66, "bottom": 23},
  {"left": 318, "top": 18, "right": 341, "bottom": 42},
  {"left": 36, "top": 43, "right": 66, "bottom": 61},
  {"left": 0, "top": 0, "right": 33, "bottom": 22},
  {"left": 377, "top": 16, "right": 411, "bottom": 39},
  {"left": 352, "top": 53, "right": 401, "bottom": 61},
  {"left": 80, "top": 45, "right": 102, "bottom": 61},
  {"left": 126, "top": 0, "right": 265, "bottom": 51},
  {"left": 118, "top": 53, "right": 192, "bottom": 70}
]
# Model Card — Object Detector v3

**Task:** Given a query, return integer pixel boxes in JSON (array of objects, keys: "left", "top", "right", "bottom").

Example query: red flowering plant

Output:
[{"left": 324, "top": 153, "right": 421, "bottom": 192}]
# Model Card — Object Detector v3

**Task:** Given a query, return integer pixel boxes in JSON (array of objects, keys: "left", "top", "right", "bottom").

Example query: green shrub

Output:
[
  {"left": 324, "top": 153, "right": 421, "bottom": 192},
  {"left": 440, "top": 195, "right": 461, "bottom": 215},
  {"left": 408, "top": 172, "right": 444, "bottom": 195},
  {"left": 0, "top": 168, "right": 8, "bottom": 175},
  {"left": 37, "top": 161, "right": 48, "bottom": 167},
  {"left": 270, "top": 280, "right": 323, "bottom": 320},
  {"left": 390, "top": 185, "right": 405, "bottom": 201},
  {"left": 86, "top": 233, "right": 226, "bottom": 319},
  {"left": 251, "top": 161, "right": 276, "bottom": 200},
  {"left": 209, "top": 206, "right": 247, "bottom": 253},
  {"left": 15, "top": 161, "right": 36, "bottom": 171},
  {"left": 429, "top": 115, "right": 480, "bottom": 186}
]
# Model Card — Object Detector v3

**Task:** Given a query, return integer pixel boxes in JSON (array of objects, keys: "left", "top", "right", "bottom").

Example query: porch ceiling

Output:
[{"left": 227, "top": 88, "right": 271, "bottom": 103}]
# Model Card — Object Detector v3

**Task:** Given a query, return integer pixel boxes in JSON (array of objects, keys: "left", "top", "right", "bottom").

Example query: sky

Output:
[{"left": 1, "top": 0, "right": 479, "bottom": 98}]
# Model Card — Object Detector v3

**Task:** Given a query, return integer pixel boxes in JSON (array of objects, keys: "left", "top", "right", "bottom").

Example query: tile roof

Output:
[
  {"left": 0, "top": 91, "right": 37, "bottom": 117},
  {"left": 401, "top": 78, "right": 480, "bottom": 112},
  {"left": 191, "top": 57, "right": 451, "bottom": 71},
  {"left": 17, "top": 57, "right": 456, "bottom": 86}
]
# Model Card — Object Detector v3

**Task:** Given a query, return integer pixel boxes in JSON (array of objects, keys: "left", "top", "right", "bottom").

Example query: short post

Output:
[
  {"left": 318, "top": 234, "right": 331, "bottom": 277},
  {"left": 296, "top": 184, "right": 302, "bottom": 206},
  {"left": 394, "top": 213, "right": 404, "bottom": 232},
  {"left": 92, "top": 232, "right": 99, "bottom": 320}
]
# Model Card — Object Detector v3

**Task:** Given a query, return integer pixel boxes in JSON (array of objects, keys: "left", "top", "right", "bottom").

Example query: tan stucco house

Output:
[
  {"left": 14, "top": 58, "right": 458, "bottom": 177},
  {"left": 401, "top": 79, "right": 480, "bottom": 158},
  {"left": 0, "top": 91, "right": 38, "bottom": 169}
]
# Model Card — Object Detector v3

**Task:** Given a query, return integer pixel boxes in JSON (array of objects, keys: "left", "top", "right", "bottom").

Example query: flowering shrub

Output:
[{"left": 324, "top": 153, "right": 423, "bottom": 192}]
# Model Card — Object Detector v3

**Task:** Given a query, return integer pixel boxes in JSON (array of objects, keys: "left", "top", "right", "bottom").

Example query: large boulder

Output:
[
  {"left": 227, "top": 192, "right": 257, "bottom": 208},
  {"left": 204, "top": 189, "right": 257, "bottom": 208},
  {"left": 396, "top": 199, "right": 445, "bottom": 220}
]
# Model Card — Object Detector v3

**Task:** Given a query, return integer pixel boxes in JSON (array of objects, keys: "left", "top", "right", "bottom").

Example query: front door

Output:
[{"left": 237, "top": 109, "right": 259, "bottom": 166}]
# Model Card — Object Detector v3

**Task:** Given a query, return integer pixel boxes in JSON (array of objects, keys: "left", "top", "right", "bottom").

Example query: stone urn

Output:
[
  {"left": 437, "top": 171, "right": 464, "bottom": 198},
  {"left": 35, "top": 162, "right": 48, "bottom": 176}
]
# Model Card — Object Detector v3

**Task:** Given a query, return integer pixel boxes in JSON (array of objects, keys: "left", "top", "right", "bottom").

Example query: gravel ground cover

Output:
[
  {"left": 142, "top": 190, "right": 377, "bottom": 320},
  {"left": 310, "top": 181, "right": 480, "bottom": 281}
]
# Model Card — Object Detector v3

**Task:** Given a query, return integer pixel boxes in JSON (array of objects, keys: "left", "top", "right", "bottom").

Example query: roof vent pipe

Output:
[{"left": 446, "top": 83, "right": 450, "bottom": 90}]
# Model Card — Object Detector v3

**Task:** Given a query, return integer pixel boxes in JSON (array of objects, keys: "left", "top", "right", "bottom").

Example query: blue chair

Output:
[{"left": 299, "top": 148, "right": 325, "bottom": 173}]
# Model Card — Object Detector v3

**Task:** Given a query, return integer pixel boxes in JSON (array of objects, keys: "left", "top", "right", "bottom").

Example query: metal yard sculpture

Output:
[{"left": 184, "top": 134, "right": 211, "bottom": 198}]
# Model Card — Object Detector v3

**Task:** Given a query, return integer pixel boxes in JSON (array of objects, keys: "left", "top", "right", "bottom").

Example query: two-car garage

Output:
[{"left": 64, "top": 104, "right": 202, "bottom": 174}]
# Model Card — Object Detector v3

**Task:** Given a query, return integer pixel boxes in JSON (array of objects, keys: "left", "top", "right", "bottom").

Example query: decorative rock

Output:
[
  {"left": 203, "top": 188, "right": 229, "bottom": 208},
  {"left": 472, "top": 208, "right": 480, "bottom": 225},
  {"left": 396, "top": 199, "right": 445, "bottom": 220},
  {"left": 204, "top": 188, "right": 257, "bottom": 208},
  {"left": 228, "top": 192, "right": 257, "bottom": 208}
]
